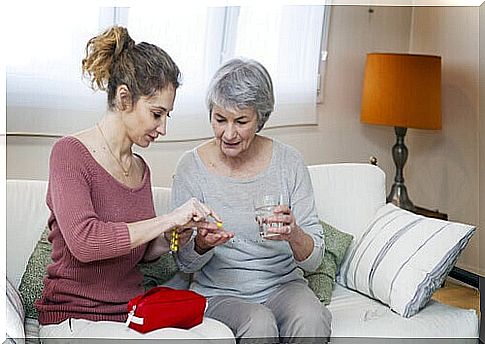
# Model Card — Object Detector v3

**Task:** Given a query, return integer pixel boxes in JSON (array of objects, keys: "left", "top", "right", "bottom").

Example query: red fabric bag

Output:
[{"left": 126, "top": 286, "right": 207, "bottom": 333}]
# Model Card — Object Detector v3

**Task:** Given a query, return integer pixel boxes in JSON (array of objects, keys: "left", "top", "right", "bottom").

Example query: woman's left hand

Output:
[
  {"left": 193, "top": 225, "right": 234, "bottom": 254},
  {"left": 264, "top": 205, "right": 301, "bottom": 242}
]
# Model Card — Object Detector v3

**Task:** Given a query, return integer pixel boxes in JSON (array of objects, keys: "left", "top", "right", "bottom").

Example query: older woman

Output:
[
  {"left": 36, "top": 26, "right": 233, "bottom": 341},
  {"left": 171, "top": 58, "right": 332, "bottom": 342}
]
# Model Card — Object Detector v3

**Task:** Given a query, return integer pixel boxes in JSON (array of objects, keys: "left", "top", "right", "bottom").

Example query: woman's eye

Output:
[
  {"left": 153, "top": 111, "right": 170, "bottom": 118},
  {"left": 238, "top": 121, "right": 248, "bottom": 125},
  {"left": 215, "top": 119, "right": 226, "bottom": 123}
]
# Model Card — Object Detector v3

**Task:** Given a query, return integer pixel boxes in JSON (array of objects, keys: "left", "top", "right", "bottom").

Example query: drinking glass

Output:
[{"left": 254, "top": 194, "right": 283, "bottom": 238}]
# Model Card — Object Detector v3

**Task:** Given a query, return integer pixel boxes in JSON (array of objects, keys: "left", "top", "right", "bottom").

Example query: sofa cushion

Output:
[
  {"left": 19, "top": 227, "right": 52, "bottom": 319},
  {"left": 19, "top": 226, "right": 182, "bottom": 319},
  {"left": 338, "top": 203, "right": 476, "bottom": 318},
  {"left": 328, "top": 283, "right": 479, "bottom": 338},
  {"left": 304, "top": 221, "right": 353, "bottom": 304},
  {"left": 138, "top": 254, "right": 179, "bottom": 290}
]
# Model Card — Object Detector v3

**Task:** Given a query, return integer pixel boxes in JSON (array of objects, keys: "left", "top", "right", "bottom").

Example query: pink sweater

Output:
[{"left": 36, "top": 136, "right": 156, "bottom": 325}]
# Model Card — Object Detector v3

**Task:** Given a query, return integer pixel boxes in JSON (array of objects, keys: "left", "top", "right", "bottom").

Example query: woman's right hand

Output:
[{"left": 170, "top": 197, "right": 217, "bottom": 228}]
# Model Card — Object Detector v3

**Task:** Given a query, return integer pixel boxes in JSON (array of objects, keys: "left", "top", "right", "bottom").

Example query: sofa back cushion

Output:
[
  {"left": 307, "top": 163, "right": 386, "bottom": 243},
  {"left": 152, "top": 185, "right": 172, "bottom": 216},
  {"left": 7, "top": 180, "right": 49, "bottom": 289},
  {"left": 307, "top": 163, "right": 386, "bottom": 280}
]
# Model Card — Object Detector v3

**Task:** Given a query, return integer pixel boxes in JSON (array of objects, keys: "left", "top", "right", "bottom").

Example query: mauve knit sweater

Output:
[{"left": 36, "top": 136, "right": 156, "bottom": 325}]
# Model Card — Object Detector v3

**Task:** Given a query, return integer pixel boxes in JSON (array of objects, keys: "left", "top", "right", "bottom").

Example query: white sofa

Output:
[{"left": 6, "top": 163, "right": 479, "bottom": 342}]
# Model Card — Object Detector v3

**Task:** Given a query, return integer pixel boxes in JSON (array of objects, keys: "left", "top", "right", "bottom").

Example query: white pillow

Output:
[
  {"left": 6, "top": 277, "right": 25, "bottom": 342},
  {"left": 337, "top": 203, "right": 476, "bottom": 318}
]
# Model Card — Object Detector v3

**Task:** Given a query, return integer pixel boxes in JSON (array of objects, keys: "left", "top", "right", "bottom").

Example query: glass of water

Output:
[{"left": 254, "top": 194, "right": 283, "bottom": 238}]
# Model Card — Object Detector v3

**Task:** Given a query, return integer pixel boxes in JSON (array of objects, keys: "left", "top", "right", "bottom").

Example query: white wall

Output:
[
  {"left": 7, "top": 5, "right": 481, "bottom": 273},
  {"left": 409, "top": 6, "right": 480, "bottom": 274}
]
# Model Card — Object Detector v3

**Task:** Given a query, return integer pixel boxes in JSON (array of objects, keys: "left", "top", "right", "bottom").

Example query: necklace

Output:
[{"left": 96, "top": 123, "right": 131, "bottom": 177}]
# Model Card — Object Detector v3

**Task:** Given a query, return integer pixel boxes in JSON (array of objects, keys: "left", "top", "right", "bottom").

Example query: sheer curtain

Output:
[
  {"left": 6, "top": 4, "right": 107, "bottom": 134},
  {"left": 6, "top": 5, "right": 327, "bottom": 140},
  {"left": 124, "top": 6, "right": 225, "bottom": 139},
  {"left": 232, "top": 6, "right": 325, "bottom": 127}
]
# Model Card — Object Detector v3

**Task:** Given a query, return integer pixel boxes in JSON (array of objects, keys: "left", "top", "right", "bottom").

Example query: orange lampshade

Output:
[{"left": 360, "top": 53, "right": 442, "bottom": 130}]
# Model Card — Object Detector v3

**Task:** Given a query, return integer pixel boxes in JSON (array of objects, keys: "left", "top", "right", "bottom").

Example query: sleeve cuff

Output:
[
  {"left": 175, "top": 238, "right": 214, "bottom": 272},
  {"left": 296, "top": 240, "right": 325, "bottom": 272}
]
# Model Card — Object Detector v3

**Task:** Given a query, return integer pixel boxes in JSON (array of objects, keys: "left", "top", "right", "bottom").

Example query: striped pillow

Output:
[{"left": 337, "top": 203, "right": 476, "bottom": 318}]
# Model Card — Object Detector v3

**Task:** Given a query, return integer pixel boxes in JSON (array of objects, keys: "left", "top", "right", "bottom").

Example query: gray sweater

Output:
[{"left": 171, "top": 139, "right": 324, "bottom": 303}]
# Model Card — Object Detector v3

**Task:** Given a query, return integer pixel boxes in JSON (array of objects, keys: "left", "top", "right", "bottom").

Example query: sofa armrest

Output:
[{"left": 6, "top": 277, "right": 26, "bottom": 340}]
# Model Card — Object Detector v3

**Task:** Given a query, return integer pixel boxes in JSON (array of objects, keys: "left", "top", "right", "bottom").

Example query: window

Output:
[
  {"left": 6, "top": 4, "right": 329, "bottom": 140},
  {"left": 6, "top": 4, "right": 107, "bottom": 134}
]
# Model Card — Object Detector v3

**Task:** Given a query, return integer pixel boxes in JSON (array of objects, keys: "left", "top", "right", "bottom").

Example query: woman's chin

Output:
[
  {"left": 137, "top": 139, "right": 151, "bottom": 148},
  {"left": 221, "top": 146, "right": 242, "bottom": 158}
]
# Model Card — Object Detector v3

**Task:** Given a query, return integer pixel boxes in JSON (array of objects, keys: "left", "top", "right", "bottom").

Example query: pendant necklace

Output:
[{"left": 96, "top": 123, "right": 131, "bottom": 177}]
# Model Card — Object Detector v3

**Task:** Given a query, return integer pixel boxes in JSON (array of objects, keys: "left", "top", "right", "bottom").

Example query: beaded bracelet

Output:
[{"left": 170, "top": 227, "right": 179, "bottom": 252}]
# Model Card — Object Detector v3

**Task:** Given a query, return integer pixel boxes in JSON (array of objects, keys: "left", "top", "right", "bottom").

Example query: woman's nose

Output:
[
  {"left": 223, "top": 123, "right": 237, "bottom": 140},
  {"left": 156, "top": 117, "right": 167, "bottom": 136}
]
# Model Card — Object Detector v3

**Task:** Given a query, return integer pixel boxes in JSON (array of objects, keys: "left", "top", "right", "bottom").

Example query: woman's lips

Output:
[{"left": 223, "top": 141, "right": 240, "bottom": 147}]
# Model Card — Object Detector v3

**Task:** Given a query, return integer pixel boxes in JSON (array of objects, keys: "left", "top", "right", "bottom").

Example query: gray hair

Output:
[{"left": 206, "top": 58, "right": 275, "bottom": 132}]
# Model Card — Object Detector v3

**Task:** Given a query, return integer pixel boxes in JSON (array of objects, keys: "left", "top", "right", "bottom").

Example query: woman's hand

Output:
[
  {"left": 264, "top": 205, "right": 314, "bottom": 262},
  {"left": 169, "top": 197, "right": 220, "bottom": 228},
  {"left": 194, "top": 225, "right": 234, "bottom": 255},
  {"left": 264, "top": 205, "right": 301, "bottom": 242}
]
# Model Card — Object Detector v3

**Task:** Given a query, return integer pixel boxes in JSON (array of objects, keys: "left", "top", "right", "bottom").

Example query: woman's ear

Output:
[{"left": 115, "top": 85, "right": 133, "bottom": 112}]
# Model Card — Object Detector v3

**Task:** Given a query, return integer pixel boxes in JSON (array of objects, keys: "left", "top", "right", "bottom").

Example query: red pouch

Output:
[{"left": 126, "top": 286, "right": 207, "bottom": 333}]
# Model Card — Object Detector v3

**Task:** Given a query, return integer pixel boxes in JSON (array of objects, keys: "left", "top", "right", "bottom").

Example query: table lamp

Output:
[{"left": 360, "top": 53, "right": 441, "bottom": 211}]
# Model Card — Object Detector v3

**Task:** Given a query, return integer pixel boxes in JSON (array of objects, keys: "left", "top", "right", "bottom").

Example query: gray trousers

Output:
[{"left": 205, "top": 280, "right": 332, "bottom": 344}]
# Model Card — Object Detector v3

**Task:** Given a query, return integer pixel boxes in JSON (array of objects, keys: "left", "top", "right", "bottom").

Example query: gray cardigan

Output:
[{"left": 171, "top": 139, "right": 324, "bottom": 303}]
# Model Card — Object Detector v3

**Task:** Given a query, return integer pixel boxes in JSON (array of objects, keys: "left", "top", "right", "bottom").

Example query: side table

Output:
[{"left": 412, "top": 205, "right": 448, "bottom": 221}]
